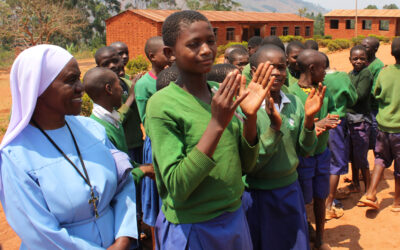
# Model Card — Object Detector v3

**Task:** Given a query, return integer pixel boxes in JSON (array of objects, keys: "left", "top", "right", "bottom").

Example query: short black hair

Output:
[
  {"left": 261, "top": 36, "right": 285, "bottom": 52},
  {"left": 94, "top": 46, "right": 117, "bottom": 66},
  {"left": 392, "top": 37, "right": 400, "bottom": 60},
  {"left": 363, "top": 36, "right": 380, "bottom": 49},
  {"left": 250, "top": 45, "right": 286, "bottom": 69},
  {"left": 144, "top": 36, "right": 164, "bottom": 59},
  {"left": 162, "top": 10, "right": 210, "bottom": 47},
  {"left": 248, "top": 36, "right": 262, "bottom": 48},
  {"left": 156, "top": 63, "right": 179, "bottom": 91},
  {"left": 110, "top": 41, "right": 128, "bottom": 49},
  {"left": 206, "top": 63, "right": 237, "bottom": 83},
  {"left": 297, "top": 49, "right": 325, "bottom": 73},
  {"left": 83, "top": 67, "right": 118, "bottom": 101},
  {"left": 286, "top": 41, "right": 305, "bottom": 55},
  {"left": 227, "top": 48, "right": 248, "bottom": 64},
  {"left": 350, "top": 45, "right": 367, "bottom": 57},
  {"left": 304, "top": 40, "right": 319, "bottom": 51}
]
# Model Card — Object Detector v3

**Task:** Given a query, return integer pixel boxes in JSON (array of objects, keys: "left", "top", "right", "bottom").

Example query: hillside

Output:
[{"left": 235, "top": 0, "right": 327, "bottom": 14}]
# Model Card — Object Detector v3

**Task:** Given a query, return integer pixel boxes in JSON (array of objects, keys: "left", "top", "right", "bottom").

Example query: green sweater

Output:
[
  {"left": 374, "top": 64, "right": 400, "bottom": 133},
  {"left": 119, "top": 77, "right": 143, "bottom": 149},
  {"left": 288, "top": 82, "right": 337, "bottom": 155},
  {"left": 244, "top": 94, "right": 317, "bottom": 190},
  {"left": 243, "top": 63, "right": 252, "bottom": 85},
  {"left": 348, "top": 68, "right": 373, "bottom": 115},
  {"left": 90, "top": 113, "right": 144, "bottom": 184},
  {"left": 368, "top": 58, "right": 384, "bottom": 111},
  {"left": 145, "top": 81, "right": 259, "bottom": 224},
  {"left": 324, "top": 71, "right": 358, "bottom": 118},
  {"left": 135, "top": 72, "right": 157, "bottom": 123}
]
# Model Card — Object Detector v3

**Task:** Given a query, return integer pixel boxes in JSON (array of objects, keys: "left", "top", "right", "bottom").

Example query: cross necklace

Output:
[{"left": 32, "top": 120, "right": 99, "bottom": 218}]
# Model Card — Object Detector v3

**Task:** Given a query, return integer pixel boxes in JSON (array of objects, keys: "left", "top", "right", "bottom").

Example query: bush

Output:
[
  {"left": 318, "top": 39, "right": 332, "bottom": 47},
  {"left": 126, "top": 55, "right": 150, "bottom": 76},
  {"left": 323, "top": 35, "right": 332, "bottom": 39},
  {"left": 327, "top": 41, "right": 341, "bottom": 52},
  {"left": 368, "top": 34, "right": 390, "bottom": 43},
  {"left": 80, "top": 93, "right": 93, "bottom": 117},
  {"left": 279, "top": 35, "right": 305, "bottom": 43},
  {"left": 334, "top": 39, "right": 351, "bottom": 49},
  {"left": 216, "top": 41, "right": 248, "bottom": 58},
  {"left": 351, "top": 35, "right": 366, "bottom": 46}
]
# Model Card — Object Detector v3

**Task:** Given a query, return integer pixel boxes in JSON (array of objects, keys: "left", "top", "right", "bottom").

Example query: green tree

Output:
[
  {"left": 305, "top": 12, "right": 324, "bottom": 36},
  {"left": 383, "top": 4, "right": 398, "bottom": 9},
  {"left": 185, "top": 0, "right": 241, "bottom": 11},
  {"left": 365, "top": 4, "right": 378, "bottom": 9}
]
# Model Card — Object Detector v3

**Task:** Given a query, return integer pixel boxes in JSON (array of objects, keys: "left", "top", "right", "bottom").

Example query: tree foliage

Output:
[
  {"left": 383, "top": 4, "right": 398, "bottom": 9},
  {"left": 365, "top": 4, "right": 378, "bottom": 9},
  {"left": 305, "top": 12, "right": 324, "bottom": 36}
]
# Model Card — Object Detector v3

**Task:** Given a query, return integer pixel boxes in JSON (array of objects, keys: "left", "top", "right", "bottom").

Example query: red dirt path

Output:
[{"left": 0, "top": 45, "right": 399, "bottom": 249}]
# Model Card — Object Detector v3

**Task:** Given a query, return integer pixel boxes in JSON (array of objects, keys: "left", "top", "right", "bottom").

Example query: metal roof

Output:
[
  {"left": 107, "top": 9, "right": 314, "bottom": 23},
  {"left": 325, "top": 9, "right": 400, "bottom": 18}
]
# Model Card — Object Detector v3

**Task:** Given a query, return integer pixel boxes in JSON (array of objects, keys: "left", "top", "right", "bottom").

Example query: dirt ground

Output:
[{"left": 0, "top": 44, "right": 399, "bottom": 249}]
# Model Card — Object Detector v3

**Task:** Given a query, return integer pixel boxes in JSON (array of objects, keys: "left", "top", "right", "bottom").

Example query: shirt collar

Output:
[
  {"left": 92, "top": 103, "right": 121, "bottom": 128},
  {"left": 261, "top": 90, "right": 291, "bottom": 113}
]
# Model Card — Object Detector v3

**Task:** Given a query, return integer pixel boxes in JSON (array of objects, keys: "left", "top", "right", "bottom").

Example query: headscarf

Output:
[{"left": 0, "top": 45, "right": 73, "bottom": 149}]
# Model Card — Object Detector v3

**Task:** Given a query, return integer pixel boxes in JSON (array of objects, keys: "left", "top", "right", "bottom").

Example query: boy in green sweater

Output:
[
  {"left": 286, "top": 41, "right": 306, "bottom": 86},
  {"left": 83, "top": 67, "right": 154, "bottom": 184},
  {"left": 322, "top": 54, "right": 358, "bottom": 219},
  {"left": 346, "top": 45, "right": 374, "bottom": 194},
  {"left": 134, "top": 36, "right": 170, "bottom": 123},
  {"left": 146, "top": 10, "right": 274, "bottom": 249},
  {"left": 242, "top": 45, "right": 323, "bottom": 250},
  {"left": 110, "top": 41, "right": 130, "bottom": 80},
  {"left": 288, "top": 49, "right": 339, "bottom": 250},
  {"left": 359, "top": 38, "right": 400, "bottom": 212},
  {"left": 95, "top": 46, "right": 144, "bottom": 163}
]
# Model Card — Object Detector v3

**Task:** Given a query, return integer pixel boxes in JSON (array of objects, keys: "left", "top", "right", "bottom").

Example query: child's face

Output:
[
  {"left": 172, "top": 21, "right": 216, "bottom": 74},
  {"left": 268, "top": 52, "right": 287, "bottom": 92},
  {"left": 287, "top": 47, "right": 303, "bottom": 71},
  {"left": 114, "top": 46, "right": 129, "bottom": 66},
  {"left": 232, "top": 54, "right": 249, "bottom": 73},
  {"left": 152, "top": 47, "right": 171, "bottom": 69},
  {"left": 350, "top": 50, "right": 368, "bottom": 72},
  {"left": 311, "top": 56, "right": 327, "bottom": 84},
  {"left": 97, "top": 51, "right": 122, "bottom": 76},
  {"left": 361, "top": 39, "right": 376, "bottom": 60},
  {"left": 248, "top": 45, "right": 259, "bottom": 56}
]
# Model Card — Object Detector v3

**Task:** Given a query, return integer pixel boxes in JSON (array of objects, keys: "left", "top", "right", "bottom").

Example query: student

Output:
[
  {"left": 110, "top": 41, "right": 130, "bottom": 80},
  {"left": 227, "top": 48, "right": 249, "bottom": 72},
  {"left": 346, "top": 45, "right": 373, "bottom": 194},
  {"left": 322, "top": 54, "right": 358, "bottom": 219},
  {"left": 223, "top": 44, "right": 247, "bottom": 64},
  {"left": 305, "top": 40, "right": 319, "bottom": 51},
  {"left": 145, "top": 10, "right": 274, "bottom": 249},
  {"left": 207, "top": 63, "right": 237, "bottom": 83},
  {"left": 361, "top": 37, "right": 384, "bottom": 151},
  {"left": 286, "top": 41, "right": 306, "bottom": 86},
  {"left": 135, "top": 36, "right": 170, "bottom": 123},
  {"left": 359, "top": 38, "right": 400, "bottom": 211},
  {"left": 288, "top": 49, "right": 339, "bottom": 250},
  {"left": 95, "top": 46, "right": 144, "bottom": 163},
  {"left": 242, "top": 45, "right": 323, "bottom": 250},
  {"left": 247, "top": 36, "right": 262, "bottom": 56}
]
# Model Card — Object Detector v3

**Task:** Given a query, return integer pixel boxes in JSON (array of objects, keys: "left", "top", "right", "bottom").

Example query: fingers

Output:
[
  {"left": 233, "top": 90, "right": 249, "bottom": 108},
  {"left": 265, "top": 76, "right": 276, "bottom": 96},
  {"left": 260, "top": 62, "right": 273, "bottom": 88},
  {"left": 219, "top": 70, "right": 238, "bottom": 96},
  {"left": 239, "top": 75, "right": 246, "bottom": 96},
  {"left": 226, "top": 73, "right": 241, "bottom": 101},
  {"left": 251, "top": 63, "right": 264, "bottom": 83}
]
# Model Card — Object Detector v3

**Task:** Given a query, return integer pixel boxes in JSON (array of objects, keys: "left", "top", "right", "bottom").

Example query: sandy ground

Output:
[{"left": 0, "top": 44, "right": 399, "bottom": 249}]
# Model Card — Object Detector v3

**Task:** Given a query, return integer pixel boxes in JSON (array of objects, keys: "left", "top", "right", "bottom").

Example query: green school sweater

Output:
[
  {"left": 287, "top": 68, "right": 299, "bottom": 86},
  {"left": 374, "top": 64, "right": 400, "bottom": 133},
  {"left": 348, "top": 68, "right": 373, "bottom": 115},
  {"left": 368, "top": 58, "right": 384, "bottom": 111},
  {"left": 119, "top": 77, "right": 143, "bottom": 149},
  {"left": 324, "top": 71, "right": 358, "bottom": 118},
  {"left": 288, "top": 82, "right": 337, "bottom": 155},
  {"left": 243, "top": 94, "right": 317, "bottom": 190},
  {"left": 135, "top": 72, "right": 157, "bottom": 123},
  {"left": 90, "top": 114, "right": 144, "bottom": 184},
  {"left": 145, "top": 81, "right": 259, "bottom": 224}
]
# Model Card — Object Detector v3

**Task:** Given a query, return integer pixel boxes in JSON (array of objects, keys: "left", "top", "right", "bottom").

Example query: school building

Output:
[
  {"left": 324, "top": 9, "right": 400, "bottom": 39},
  {"left": 106, "top": 9, "right": 314, "bottom": 58}
]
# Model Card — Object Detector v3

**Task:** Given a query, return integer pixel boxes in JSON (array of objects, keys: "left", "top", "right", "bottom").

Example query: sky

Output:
[{"left": 305, "top": 0, "right": 399, "bottom": 10}]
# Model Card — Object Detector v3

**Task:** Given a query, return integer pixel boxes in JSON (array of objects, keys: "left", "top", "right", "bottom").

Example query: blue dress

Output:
[{"left": 0, "top": 116, "right": 137, "bottom": 249}]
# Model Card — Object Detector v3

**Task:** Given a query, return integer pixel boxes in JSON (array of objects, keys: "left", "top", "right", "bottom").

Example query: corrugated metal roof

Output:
[
  {"left": 325, "top": 9, "right": 400, "bottom": 18},
  {"left": 108, "top": 9, "right": 314, "bottom": 23}
]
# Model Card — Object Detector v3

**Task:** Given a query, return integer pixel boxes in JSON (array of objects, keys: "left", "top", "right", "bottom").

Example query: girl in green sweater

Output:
[{"left": 145, "top": 10, "right": 274, "bottom": 250}]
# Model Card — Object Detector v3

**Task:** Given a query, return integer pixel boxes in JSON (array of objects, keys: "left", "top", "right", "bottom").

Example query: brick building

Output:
[
  {"left": 106, "top": 9, "right": 314, "bottom": 58},
  {"left": 325, "top": 9, "right": 400, "bottom": 39}
]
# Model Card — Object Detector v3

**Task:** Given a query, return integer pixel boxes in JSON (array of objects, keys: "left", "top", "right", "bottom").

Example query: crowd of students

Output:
[{"left": 1, "top": 9, "right": 400, "bottom": 250}]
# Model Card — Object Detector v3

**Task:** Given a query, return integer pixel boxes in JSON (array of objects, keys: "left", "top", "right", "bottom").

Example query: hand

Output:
[
  {"left": 315, "top": 125, "right": 326, "bottom": 137},
  {"left": 107, "top": 237, "right": 133, "bottom": 250},
  {"left": 304, "top": 83, "right": 326, "bottom": 118},
  {"left": 125, "top": 72, "right": 146, "bottom": 107},
  {"left": 239, "top": 62, "right": 275, "bottom": 118},
  {"left": 210, "top": 70, "right": 249, "bottom": 130},
  {"left": 316, "top": 114, "right": 341, "bottom": 131},
  {"left": 139, "top": 164, "right": 155, "bottom": 180},
  {"left": 265, "top": 96, "right": 282, "bottom": 131}
]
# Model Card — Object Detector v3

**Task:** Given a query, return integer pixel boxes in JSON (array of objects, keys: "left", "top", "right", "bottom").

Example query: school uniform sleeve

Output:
[
  {"left": 146, "top": 116, "right": 216, "bottom": 202},
  {"left": 346, "top": 79, "right": 358, "bottom": 108},
  {"left": 327, "top": 89, "right": 339, "bottom": 115},
  {"left": 0, "top": 153, "right": 105, "bottom": 249},
  {"left": 297, "top": 99, "right": 317, "bottom": 157},
  {"left": 238, "top": 129, "right": 260, "bottom": 173},
  {"left": 118, "top": 103, "right": 133, "bottom": 124},
  {"left": 131, "top": 167, "right": 145, "bottom": 185},
  {"left": 355, "top": 70, "right": 373, "bottom": 103}
]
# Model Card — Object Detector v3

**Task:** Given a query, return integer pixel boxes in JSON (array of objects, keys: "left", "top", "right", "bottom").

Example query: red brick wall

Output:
[
  {"left": 264, "top": 21, "right": 314, "bottom": 38},
  {"left": 324, "top": 17, "right": 398, "bottom": 39}
]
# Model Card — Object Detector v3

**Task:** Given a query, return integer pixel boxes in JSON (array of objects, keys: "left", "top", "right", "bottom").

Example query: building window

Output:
[
  {"left": 379, "top": 20, "right": 390, "bottom": 31},
  {"left": 270, "top": 27, "right": 277, "bottom": 36},
  {"left": 295, "top": 27, "right": 300, "bottom": 36},
  {"left": 213, "top": 28, "right": 218, "bottom": 40},
  {"left": 283, "top": 27, "right": 289, "bottom": 36},
  {"left": 346, "top": 19, "right": 355, "bottom": 29},
  {"left": 305, "top": 26, "right": 311, "bottom": 36},
  {"left": 226, "top": 28, "right": 235, "bottom": 41},
  {"left": 330, "top": 20, "right": 339, "bottom": 29},
  {"left": 362, "top": 20, "right": 372, "bottom": 30},
  {"left": 254, "top": 28, "right": 261, "bottom": 36}
]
